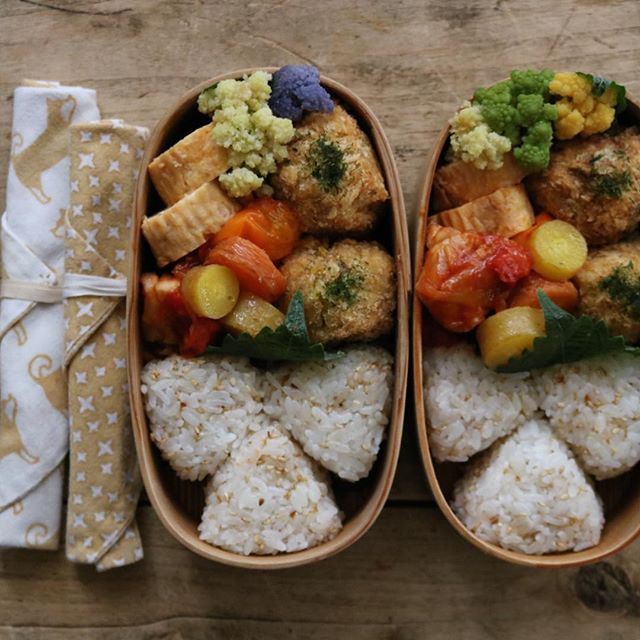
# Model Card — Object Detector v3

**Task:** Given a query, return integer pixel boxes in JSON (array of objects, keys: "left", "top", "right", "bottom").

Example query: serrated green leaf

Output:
[
  {"left": 497, "top": 290, "right": 640, "bottom": 373},
  {"left": 208, "top": 291, "right": 344, "bottom": 362},
  {"left": 577, "top": 72, "right": 627, "bottom": 114}
]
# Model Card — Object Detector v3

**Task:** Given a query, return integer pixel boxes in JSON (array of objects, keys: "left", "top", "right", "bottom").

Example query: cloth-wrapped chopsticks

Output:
[
  {"left": 64, "top": 120, "right": 147, "bottom": 569},
  {"left": 0, "top": 81, "right": 99, "bottom": 549}
]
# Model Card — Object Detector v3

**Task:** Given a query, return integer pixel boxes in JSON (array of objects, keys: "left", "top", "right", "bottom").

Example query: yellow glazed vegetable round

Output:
[
  {"left": 529, "top": 220, "right": 588, "bottom": 281},
  {"left": 181, "top": 265, "right": 240, "bottom": 319},
  {"left": 477, "top": 307, "right": 545, "bottom": 369}
]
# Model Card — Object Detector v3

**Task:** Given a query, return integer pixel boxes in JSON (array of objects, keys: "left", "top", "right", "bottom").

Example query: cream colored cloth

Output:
[
  {"left": 0, "top": 81, "right": 99, "bottom": 549},
  {"left": 64, "top": 120, "right": 147, "bottom": 570}
]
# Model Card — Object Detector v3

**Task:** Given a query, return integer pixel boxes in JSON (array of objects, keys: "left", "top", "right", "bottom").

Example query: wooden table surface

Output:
[{"left": 1, "top": 0, "right": 640, "bottom": 637}]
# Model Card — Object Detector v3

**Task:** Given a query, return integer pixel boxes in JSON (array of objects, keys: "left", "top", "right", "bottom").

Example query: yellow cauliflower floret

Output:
[
  {"left": 550, "top": 72, "right": 618, "bottom": 140},
  {"left": 549, "top": 72, "right": 591, "bottom": 104},
  {"left": 449, "top": 101, "right": 512, "bottom": 170},
  {"left": 583, "top": 101, "right": 615, "bottom": 136},
  {"left": 199, "top": 71, "right": 295, "bottom": 197},
  {"left": 555, "top": 103, "right": 585, "bottom": 140},
  {"left": 576, "top": 94, "right": 595, "bottom": 116}
]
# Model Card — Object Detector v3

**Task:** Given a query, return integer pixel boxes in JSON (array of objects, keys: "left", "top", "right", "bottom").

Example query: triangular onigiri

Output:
[
  {"left": 536, "top": 355, "right": 640, "bottom": 480},
  {"left": 452, "top": 419, "right": 604, "bottom": 554},
  {"left": 264, "top": 346, "right": 393, "bottom": 481},
  {"left": 198, "top": 425, "right": 343, "bottom": 555},
  {"left": 141, "top": 355, "right": 265, "bottom": 481}
]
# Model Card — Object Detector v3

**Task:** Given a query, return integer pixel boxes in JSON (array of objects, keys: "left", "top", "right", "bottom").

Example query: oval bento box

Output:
[
  {"left": 128, "top": 68, "right": 410, "bottom": 569},
  {"left": 413, "top": 93, "right": 640, "bottom": 568}
]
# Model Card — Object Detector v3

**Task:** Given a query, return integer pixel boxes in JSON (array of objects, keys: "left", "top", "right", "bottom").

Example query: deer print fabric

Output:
[{"left": 0, "top": 82, "right": 99, "bottom": 550}]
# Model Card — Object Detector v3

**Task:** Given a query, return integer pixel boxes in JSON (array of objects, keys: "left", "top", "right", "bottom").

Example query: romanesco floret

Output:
[
  {"left": 268, "top": 64, "right": 334, "bottom": 122},
  {"left": 198, "top": 71, "right": 295, "bottom": 197},
  {"left": 549, "top": 72, "right": 616, "bottom": 139},
  {"left": 513, "top": 121, "right": 553, "bottom": 171},
  {"left": 516, "top": 94, "right": 557, "bottom": 127},
  {"left": 480, "top": 101, "right": 521, "bottom": 145},
  {"left": 474, "top": 80, "right": 513, "bottom": 106},
  {"left": 449, "top": 101, "right": 512, "bottom": 170},
  {"left": 510, "top": 69, "right": 554, "bottom": 96}
]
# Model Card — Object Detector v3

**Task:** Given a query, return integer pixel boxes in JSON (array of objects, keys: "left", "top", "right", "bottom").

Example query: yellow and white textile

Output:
[
  {"left": 0, "top": 81, "right": 99, "bottom": 549},
  {"left": 64, "top": 120, "right": 147, "bottom": 570}
]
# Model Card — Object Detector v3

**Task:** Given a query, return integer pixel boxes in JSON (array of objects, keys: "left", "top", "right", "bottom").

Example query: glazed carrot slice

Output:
[
  {"left": 214, "top": 197, "right": 300, "bottom": 261},
  {"left": 204, "top": 236, "right": 287, "bottom": 303},
  {"left": 512, "top": 213, "right": 554, "bottom": 248},
  {"left": 508, "top": 272, "right": 579, "bottom": 311}
]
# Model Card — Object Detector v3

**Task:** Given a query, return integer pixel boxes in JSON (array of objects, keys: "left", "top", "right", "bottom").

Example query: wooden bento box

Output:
[
  {"left": 413, "top": 92, "right": 640, "bottom": 568},
  {"left": 128, "top": 69, "right": 410, "bottom": 569}
]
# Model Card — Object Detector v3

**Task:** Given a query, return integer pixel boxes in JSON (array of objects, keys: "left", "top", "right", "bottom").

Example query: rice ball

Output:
[
  {"left": 452, "top": 419, "right": 604, "bottom": 555},
  {"left": 264, "top": 346, "right": 394, "bottom": 481},
  {"left": 141, "top": 354, "right": 266, "bottom": 481},
  {"left": 199, "top": 425, "right": 343, "bottom": 555},
  {"left": 536, "top": 353, "right": 640, "bottom": 480},
  {"left": 424, "top": 343, "right": 538, "bottom": 462}
]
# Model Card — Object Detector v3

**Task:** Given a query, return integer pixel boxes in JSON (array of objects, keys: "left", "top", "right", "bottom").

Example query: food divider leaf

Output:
[
  {"left": 577, "top": 72, "right": 628, "bottom": 114},
  {"left": 497, "top": 290, "right": 640, "bottom": 373},
  {"left": 209, "top": 291, "right": 344, "bottom": 362}
]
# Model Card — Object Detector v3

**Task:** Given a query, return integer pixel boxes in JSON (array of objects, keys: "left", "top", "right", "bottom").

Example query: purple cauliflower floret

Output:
[{"left": 268, "top": 65, "right": 334, "bottom": 122}]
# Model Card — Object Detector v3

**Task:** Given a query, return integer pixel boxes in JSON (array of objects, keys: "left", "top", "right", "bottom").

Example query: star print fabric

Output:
[{"left": 64, "top": 120, "right": 147, "bottom": 570}]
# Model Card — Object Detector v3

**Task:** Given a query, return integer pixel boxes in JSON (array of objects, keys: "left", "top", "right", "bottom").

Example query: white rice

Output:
[
  {"left": 141, "top": 354, "right": 266, "bottom": 481},
  {"left": 536, "top": 354, "right": 640, "bottom": 480},
  {"left": 452, "top": 419, "right": 604, "bottom": 554},
  {"left": 424, "top": 344, "right": 538, "bottom": 462},
  {"left": 198, "top": 424, "right": 343, "bottom": 555},
  {"left": 264, "top": 346, "right": 394, "bottom": 481}
]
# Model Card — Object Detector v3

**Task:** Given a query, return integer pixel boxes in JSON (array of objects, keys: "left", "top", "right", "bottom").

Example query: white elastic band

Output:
[
  {"left": 63, "top": 273, "right": 127, "bottom": 298},
  {"left": 1, "top": 274, "right": 126, "bottom": 303},
  {"left": 0, "top": 280, "right": 62, "bottom": 303}
]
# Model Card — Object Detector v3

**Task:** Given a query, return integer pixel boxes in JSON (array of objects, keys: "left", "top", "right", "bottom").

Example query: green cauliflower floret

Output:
[
  {"left": 513, "top": 121, "right": 553, "bottom": 171},
  {"left": 510, "top": 69, "right": 554, "bottom": 97},
  {"left": 479, "top": 102, "right": 521, "bottom": 145},
  {"left": 517, "top": 93, "right": 557, "bottom": 127},
  {"left": 474, "top": 80, "right": 512, "bottom": 106}
]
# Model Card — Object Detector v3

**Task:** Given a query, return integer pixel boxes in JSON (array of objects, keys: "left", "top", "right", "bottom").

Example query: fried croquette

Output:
[
  {"left": 271, "top": 105, "right": 388, "bottom": 235},
  {"left": 279, "top": 237, "right": 396, "bottom": 343},
  {"left": 526, "top": 129, "right": 640, "bottom": 246},
  {"left": 574, "top": 238, "right": 640, "bottom": 343}
]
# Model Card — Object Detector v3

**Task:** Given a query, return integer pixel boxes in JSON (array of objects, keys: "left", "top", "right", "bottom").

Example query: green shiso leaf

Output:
[
  {"left": 577, "top": 72, "right": 627, "bottom": 114},
  {"left": 209, "top": 291, "right": 344, "bottom": 362},
  {"left": 496, "top": 290, "right": 640, "bottom": 373}
]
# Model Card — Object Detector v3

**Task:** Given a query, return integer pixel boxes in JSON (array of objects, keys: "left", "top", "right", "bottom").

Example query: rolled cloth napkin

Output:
[
  {"left": 64, "top": 120, "right": 147, "bottom": 570},
  {"left": 0, "top": 81, "right": 99, "bottom": 549}
]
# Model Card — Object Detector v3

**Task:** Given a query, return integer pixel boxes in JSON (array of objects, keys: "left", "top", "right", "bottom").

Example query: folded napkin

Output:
[
  {"left": 64, "top": 120, "right": 147, "bottom": 570},
  {"left": 0, "top": 81, "right": 99, "bottom": 549}
]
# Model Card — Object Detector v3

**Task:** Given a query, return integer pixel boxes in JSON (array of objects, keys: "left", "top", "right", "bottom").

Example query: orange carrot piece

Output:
[
  {"left": 508, "top": 272, "right": 579, "bottom": 311},
  {"left": 204, "top": 236, "right": 286, "bottom": 303},
  {"left": 512, "top": 213, "right": 554, "bottom": 248},
  {"left": 214, "top": 197, "right": 300, "bottom": 261}
]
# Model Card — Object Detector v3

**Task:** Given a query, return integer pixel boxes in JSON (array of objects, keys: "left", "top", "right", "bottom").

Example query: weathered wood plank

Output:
[
  {"left": 1, "top": 506, "right": 640, "bottom": 638},
  {"left": 1, "top": 3, "right": 640, "bottom": 636},
  {"left": 2, "top": 0, "right": 638, "bottom": 503}
]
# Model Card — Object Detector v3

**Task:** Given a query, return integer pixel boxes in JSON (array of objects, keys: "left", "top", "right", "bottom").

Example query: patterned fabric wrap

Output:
[
  {"left": 64, "top": 120, "right": 147, "bottom": 570},
  {"left": 0, "top": 81, "right": 100, "bottom": 550}
]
